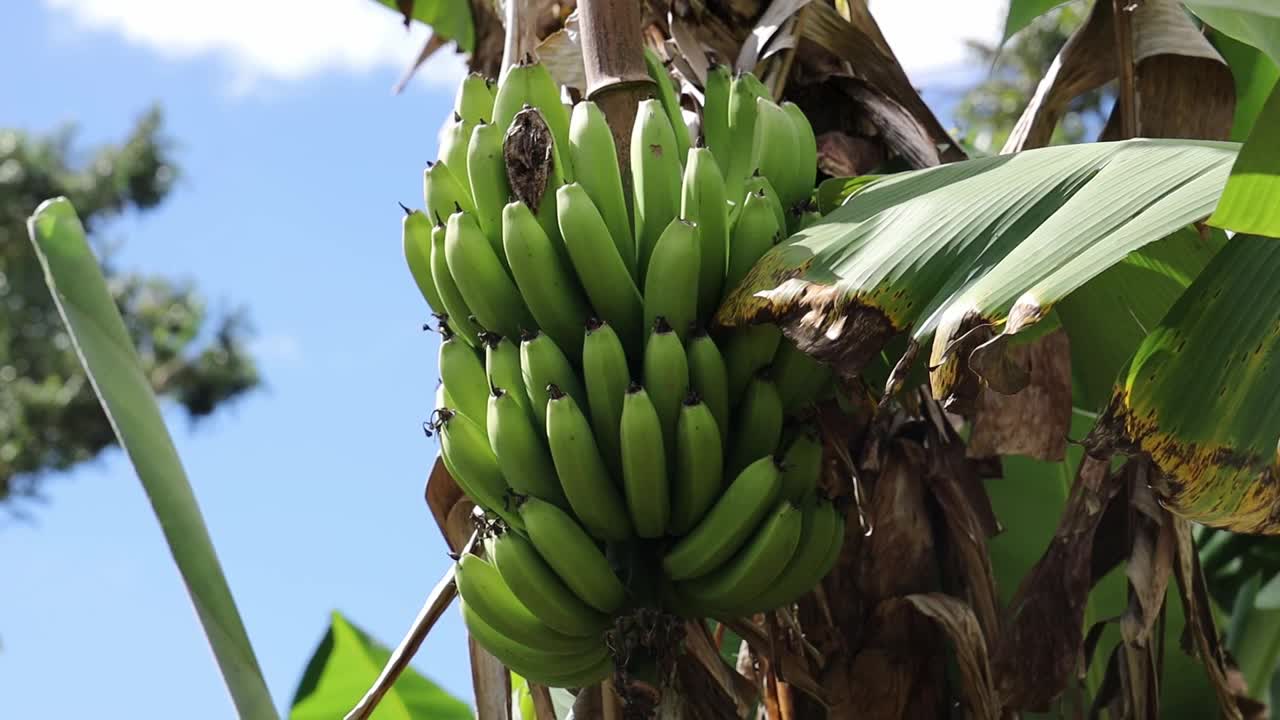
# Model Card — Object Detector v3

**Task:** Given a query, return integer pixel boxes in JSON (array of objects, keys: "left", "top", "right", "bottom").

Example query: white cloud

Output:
[
  {"left": 869, "top": 0, "right": 1006, "bottom": 81},
  {"left": 41, "top": 0, "right": 466, "bottom": 91}
]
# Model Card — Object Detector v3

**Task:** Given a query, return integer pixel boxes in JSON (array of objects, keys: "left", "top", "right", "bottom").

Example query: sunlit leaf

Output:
[
  {"left": 369, "top": 0, "right": 474, "bottom": 52},
  {"left": 26, "top": 198, "right": 278, "bottom": 720},
  {"left": 1209, "top": 85, "right": 1280, "bottom": 239},
  {"left": 815, "top": 175, "right": 882, "bottom": 214},
  {"left": 1210, "top": 29, "right": 1280, "bottom": 141},
  {"left": 1000, "top": 0, "right": 1074, "bottom": 43},
  {"left": 291, "top": 612, "right": 472, "bottom": 720},
  {"left": 1186, "top": 0, "right": 1280, "bottom": 65}
]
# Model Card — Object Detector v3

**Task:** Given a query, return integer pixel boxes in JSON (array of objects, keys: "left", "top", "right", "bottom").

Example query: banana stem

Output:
[{"left": 577, "top": 0, "right": 655, "bottom": 192}]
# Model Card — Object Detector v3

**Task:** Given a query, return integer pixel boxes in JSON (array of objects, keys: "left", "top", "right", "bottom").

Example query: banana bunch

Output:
[{"left": 406, "top": 58, "right": 842, "bottom": 688}]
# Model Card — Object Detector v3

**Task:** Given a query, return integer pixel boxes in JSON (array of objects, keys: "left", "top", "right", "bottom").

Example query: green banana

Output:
[
  {"left": 686, "top": 327, "right": 730, "bottom": 441},
  {"left": 662, "top": 455, "right": 783, "bottom": 580},
  {"left": 582, "top": 318, "right": 631, "bottom": 476},
  {"left": 781, "top": 101, "right": 818, "bottom": 212},
  {"left": 644, "top": 46, "right": 691, "bottom": 163},
  {"left": 723, "top": 323, "right": 781, "bottom": 402},
  {"left": 724, "top": 72, "right": 768, "bottom": 201},
  {"left": 751, "top": 98, "right": 803, "bottom": 212},
  {"left": 725, "top": 188, "right": 781, "bottom": 295},
  {"left": 546, "top": 385, "right": 634, "bottom": 541},
  {"left": 440, "top": 113, "right": 476, "bottom": 202},
  {"left": 815, "top": 502, "right": 847, "bottom": 579},
  {"left": 642, "top": 317, "right": 689, "bottom": 455},
  {"left": 772, "top": 339, "right": 831, "bottom": 414},
  {"left": 455, "top": 553, "right": 593, "bottom": 653},
  {"left": 741, "top": 172, "right": 788, "bottom": 243},
  {"left": 519, "top": 330, "right": 587, "bottom": 434},
  {"left": 454, "top": 73, "right": 495, "bottom": 125},
  {"left": 482, "top": 333, "right": 528, "bottom": 412},
  {"left": 435, "top": 381, "right": 451, "bottom": 414},
  {"left": 424, "top": 161, "right": 475, "bottom": 222},
  {"left": 701, "top": 64, "right": 732, "bottom": 171},
  {"left": 459, "top": 601, "right": 610, "bottom": 688},
  {"left": 502, "top": 200, "right": 589, "bottom": 361},
  {"left": 445, "top": 209, "right": 534, "bottom": 339},
  {"left": 491, "top": 530, "right": 610, "bottom": 638},
  {"left": 642, "top": 219, "right": 699, "bottom": 345},
  {"left": 402, "top": 209, "right": 444, "bottom": 315},
  {"left": 727, "top": 374, "right": 784, "bottom": 478},
  {"left": 568, "top": 102, "right": 635, "bottom": 278},
  {"left": 669, "top": 393, "right": 724, "bottom": 535},
  {"left": 519, "top": 496, "right": 628, "bottom": 613},
  {"left": 779, "top": 427, "right": 823, "bottom": 502},
  {"left": 631, "top": 99, "right": 683, "bottom": 285},
  {"left": 734, "top": 498, "right": 839, "bottom": 614},
  {"left": 556, "top": 183, "right": 645, "bottom": 357},
  {"left": 487, "top": 387, "right": 567, "bottom": 506},
  {"left": 439, "top": 325, "right": 489, "bottom": 426},
  {"left": 620, "top": 383, "right": 670, "bottom": 539},
  {"left": 493, "top": 60, "right": 574, "bottom": 182},
  {"left": 435, "top": 408, "right": 522, "bottom": 529},
  {"left": 466, "top": 121, "right": 511, "bottom": 263},
  {"left": 678, "top": 500, "right": 803, "bottom": 611},
  {"left": 429, "top": 221, "right": 483, "bottom": 346},
  {"left": 680, "top": 146, "right": 729, "bottom": 323}
]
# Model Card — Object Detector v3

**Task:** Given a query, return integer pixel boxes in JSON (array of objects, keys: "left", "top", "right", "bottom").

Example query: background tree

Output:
[{"left": 0, "top": 109, "right": 259, "bottom": 509}]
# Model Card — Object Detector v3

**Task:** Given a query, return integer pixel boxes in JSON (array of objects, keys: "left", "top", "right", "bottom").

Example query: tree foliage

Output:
[{"left": 0, "top": 109, "right": 258, "bottom": 507}]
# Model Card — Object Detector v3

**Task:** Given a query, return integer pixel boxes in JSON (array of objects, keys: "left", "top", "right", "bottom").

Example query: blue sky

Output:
[{"left": 0, "top": 1, "right": 997, "bottom": 717}]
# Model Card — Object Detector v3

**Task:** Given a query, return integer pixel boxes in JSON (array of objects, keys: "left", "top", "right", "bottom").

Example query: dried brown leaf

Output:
[
  {"left": 1172, "top": 518, "right": 1246, "bottom": 720},
  {"left": 534, "top": 11, "right": 586, "bottom": 91},
  {"left": 967, "top": 329, "right": 1073, "bottom": 461},
  {"left": 735, "top": 0, "right": 811, "bottom": 74},
  {"left": 906, "top": 593, "right": 999, "bottom": 720}
]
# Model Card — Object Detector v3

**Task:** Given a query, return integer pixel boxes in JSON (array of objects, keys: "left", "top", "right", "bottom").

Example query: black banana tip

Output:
[
  {"left": 683, "top": 390, "right": 702, "bottom": 406},
  {"left": 752, "top": 168, "right": 762, "bottom": 177},
  {"left": 546, "top": 383, "right": 565, "bottom": 400},
  {"left": 478, "top": 330, "right": 502, "bottom": 348},
  {"left": 433, "top": 211, "right": 445, "bottom": 228},
  {"left": 519, "top": 328, "right": 540, "bottom": 342},
  {"left": 755, "top": 189, "right": 767, "bottom": 199},
  {"left": 453, "top": 201, "right": 463, "bottom": 214},
  {"left": 398, "top": 201, "right": 413, "bottom": 216},
  {"left": 652, "top": 316, "right": 673, "bottom": 334},
  {"left": 426, "top": 160, "right": 435, "bottom": 168},
  {"left": 627, "top": 381, "right": 644, "bottom": 394},
  {"left": 453, "top": 111, "right": 462, "bottom": 122},
  {"left": 437, "top": 319, "right": 455, "bottom": 339},
  {"left": 491, "top": 386, "right": 506, "bottom": 399},
  {"left": 585, "top": 317, "right": 605, "bottom": 332},
  {"left": 689, "top": 324, "right": 708, "bottom": 339},
  {"left": 694, "top": 135, "right": 706, "bottom": 148}
]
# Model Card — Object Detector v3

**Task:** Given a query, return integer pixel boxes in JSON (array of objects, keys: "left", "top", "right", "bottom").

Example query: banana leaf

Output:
[
  {"left": 1208, "top": 84, "right": 1280, "bottom": 239},
  {"left": 1093, "top": 233, "right": 1280, "bottom": 533},
  {"left": 26, "top": 198, "right": 277, "bottom": 719},
  {"left": 369, "top": 0, "right": 474, "bottom": 52},
  {"left": 1186, "top": 1, "right": 1280, "bottom": 65},
  {"left": 1000, "top": 0, "right": 1072, "bottom": 43}
]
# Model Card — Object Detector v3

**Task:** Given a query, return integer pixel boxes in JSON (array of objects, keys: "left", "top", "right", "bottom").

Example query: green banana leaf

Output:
[
  {"left": 1210, "top": 29, "right": 1280, "bottom": 142},
  {"left": 26, "top": 198, "right": 278, "bottom": 720},
  {"left": 1209, "top": 85, "right": 1280, "bottom": 239},
  {"left": 1100, "top": 234, "right": 1280, "bottom": 533},
  {"left": 369, "top": 0, "right": 474, "bottom": 52},
  {"left": 1186, "top": 1, "right": 1280, "bottom": 65},
  {"left": 999, "top": 0, "right": 1071, "bottom": 43},
  {"left": 291, "top": 612, "right": 472, "bottom": 720},
  {"left": 717, "top": 139, "right": 1237, "bottom": 414}
]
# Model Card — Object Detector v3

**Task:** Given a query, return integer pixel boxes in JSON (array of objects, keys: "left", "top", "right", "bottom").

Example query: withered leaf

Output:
[{"left": 504, "top": 107, "right": 555, "bottom": 214}]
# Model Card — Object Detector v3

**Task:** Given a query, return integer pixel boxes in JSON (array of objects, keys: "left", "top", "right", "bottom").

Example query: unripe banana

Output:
[
  {"left": 402, "top": 209, "right": 444, "bottom": 315},
  {"left": 482, "top": 333, "right": 528, "bottom": 413},
  {"left": 493, "top": 61, "right": 574, "bottom": 182},
  {"left": 568, "top": 102, "right": 635, "bottom": 278},
  {"left": 724, "top": 72, "right": 768, "bottom": 201},
  {"left": 424, "top": 161, "right": 475, "bottom": 223},
  {"left": 772, "top": 339, "right": 832, "bottom": 414},
  {"left": 686, "top": 327, "right": 731, "bottom": 440},
  {"left": 816, "top": 503, "right": 847, "bottom": 578},
  {"left": 487, "top": 388, "right": 568, "bottom": 506},
  {"left": 644, "top": 46, "right": 691, "bottom": 163},
  {"left": 701, "top": 64, "right": 732, "bottom": 171},
  {"left": 680, "top": 147, "right": 729, "bottom": 323},
  {"left": 643, "top": 219, "right": 699, "bottom": 345},
  {"left": 519, "top": 496, "right": 628, "bottom": 613},
  {"left": 751, "top": 98, "right": 803, "bottom": 212},
  {"left": 631, "top": 99, "right": 683, "bottom": 285},
  {"left": 642, "top": 317, "right": 689, "bottom": 455},
  {"left": 678, "top": 500, "right": 803, "bottom": 611},
  {"left": 491, "top": 530, "right": 610, "bottom": 638},
  {"left": 455, "top": 554, "right": 592, "bottom": 653},
  {"left": 734, "top": 498, "right": 838, "bottom": 614},
  {"left": 459, "top": 601, "right": 610, "bottom": 688},
  {"left": 467, "top": 121, "right": 512, "bottom": 263},
  {"left": 663, "top": 455, "right": 783, "bottom": 580},
  {"left": 723, "top": 323, "right": 781, "bottom": 402},
  {"left": 439, "top": 325, "right": 489, "bottom": 426},
  {"left": 440, "top": 113, "right": 476, "bottom": 202},
  {"left": 556, "top": 184, "right": 645, "bottom": 357},
  {"left": 727, "top": 374, "right": 784, "bottom": 478},
  {"left": 741, "top": 172, "right": 788, "bottom": 242},
  {"left": 435, "top": 381, "right": 451, "bottom": 414},
  {"left": 454, "top": 73, "right": 495, "bottom": 125},
  {"left": 435, "top": 408, "right": 522, "bottom": 529},
  {"left": 445, "top": 209, "right": 534, "bottom": 339},
  {"left": 582, "top": 318, "right": 630, "bottom": 476},
  {"left": 502, "top": 200, "right": 589, "bottom": 361},
  {"left": 519, "top": 330, "right": 587, "bottom": 434},
  {"left": 725, "top": 189, "right": 781, "bottom": 295},
  {"left": 429, "top": 221, "right": 484, "bottom": 347},
  {"left": 779, "top": 427, "right": 823, "bottom": 502},
  {"left": 781, "top": 101, "right": 818, "bottom": 212},
  {"left": 670, "top": 393, "right": 724, "bottom": 535},
  {"left": 620, "top": 383, "right": 670, "bottom": 538},
  {"left": 546, "top": 384, "right": 634, "bottom": 541}
]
